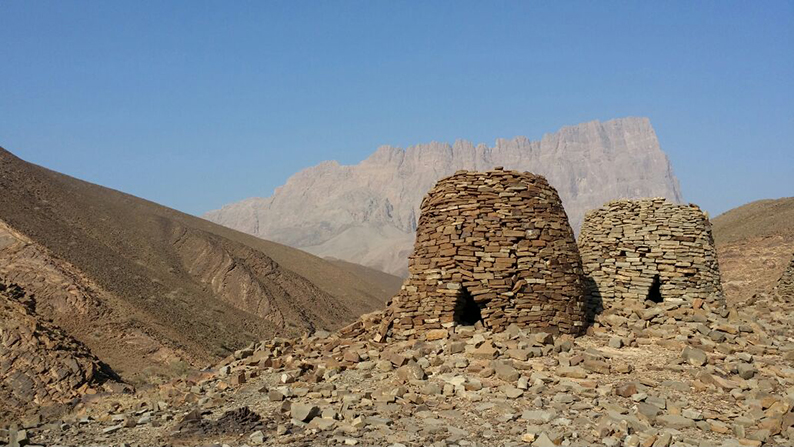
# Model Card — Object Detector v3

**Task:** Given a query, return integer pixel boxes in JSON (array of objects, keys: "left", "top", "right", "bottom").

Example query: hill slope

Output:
[
  {"left": 327, "top": 258, "right": 403, "bottom": 299},
  {"left": 205, "top": 117, "right": 682, "bottom": 276},
  {"left": 712, "top": 198, "right": 794, "bottom": 244},
  {"left": 712, "top": 197, "right": 794, "bottom": 304},
  {"left": 0, "top": 147, "right": 397, "bottom": 382}
]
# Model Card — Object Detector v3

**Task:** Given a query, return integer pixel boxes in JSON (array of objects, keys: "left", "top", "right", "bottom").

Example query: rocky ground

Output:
[
  {"left": 5, "top": 288, "right": 794, "bottom": 447},
  {"left": 0, "top": 281, "right": 124, "bottom": 426}
]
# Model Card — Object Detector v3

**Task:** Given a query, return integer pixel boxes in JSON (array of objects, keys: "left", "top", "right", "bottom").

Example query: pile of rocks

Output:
[
  {"left": 774, "top": 254, "right": 794, "bottom": 300},
  {"left": 578, "top": 198, "right": 724, "bottom": 323},
  {"left": 387, "top": 168, "right": 587, "bottom": 339},
  {"left": 0, "top": 281, "right": 124, "bottom": 425},
  {"left": 22, "top": 299, "right": 794, "bottom": 447}
]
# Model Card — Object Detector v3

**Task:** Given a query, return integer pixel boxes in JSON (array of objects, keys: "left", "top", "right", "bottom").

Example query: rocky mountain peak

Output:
[{"left": 205, "top": 117, "right": 683, "bottom": 276}]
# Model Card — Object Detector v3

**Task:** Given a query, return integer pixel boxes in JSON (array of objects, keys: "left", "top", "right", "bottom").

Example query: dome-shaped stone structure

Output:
[
  {"left": 578, "top": 198, "right": 723, "bottom": 314},
  {"left": 775, "top": 254, "right": 794, "bottom": 300},
  {"left": 387, "top": 168, "right": 587, "bottom": 338}
]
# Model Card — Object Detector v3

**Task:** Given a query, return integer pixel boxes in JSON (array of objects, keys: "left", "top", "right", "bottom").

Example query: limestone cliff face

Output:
[{"left": 205, "top": 117, "right": 683, "bottom": 276}]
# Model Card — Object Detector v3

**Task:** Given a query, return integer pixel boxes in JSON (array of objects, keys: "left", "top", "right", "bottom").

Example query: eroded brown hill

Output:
[
  {"left": 0, "top": 147, "right": 397, "bottom": 384},
  {"left": 712, "top": 197, "right": 794, "bottom": 304}
]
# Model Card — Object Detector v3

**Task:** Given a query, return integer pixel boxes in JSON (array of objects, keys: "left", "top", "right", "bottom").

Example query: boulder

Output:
[
  {"left": 493, "top": 361, "right": 520, "bottom": 382},
  {"left": 396, "top": 362, "right": 426, "bottom": 381},
  {"left": 291, "top": 404, "right": 320, "bottom": 422},
  {"left": 681, "top": 346, "right": 707, "bottom": 366}
]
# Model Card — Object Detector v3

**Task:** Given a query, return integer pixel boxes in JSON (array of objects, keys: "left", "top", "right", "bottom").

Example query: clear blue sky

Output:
[{"left": 1, "top": 1, "right": 792, "bottom": 217}]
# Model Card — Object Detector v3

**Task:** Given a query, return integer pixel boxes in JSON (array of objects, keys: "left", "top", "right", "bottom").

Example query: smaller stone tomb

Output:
[{"left": 578, "top": 198, "right": 724, "bottom": 313}]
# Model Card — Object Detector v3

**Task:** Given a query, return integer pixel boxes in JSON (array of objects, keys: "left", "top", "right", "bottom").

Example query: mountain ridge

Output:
[{"left": 205, "top": 117, "right": 683, "bottom": 276}]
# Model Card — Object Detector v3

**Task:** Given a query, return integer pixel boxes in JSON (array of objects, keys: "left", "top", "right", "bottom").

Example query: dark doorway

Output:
[
  {"left": 453, "top": 287, "right": 482, "bottom": 325},
  {"left": 646, "top": 275, "right": 663, "bottom": 303}
]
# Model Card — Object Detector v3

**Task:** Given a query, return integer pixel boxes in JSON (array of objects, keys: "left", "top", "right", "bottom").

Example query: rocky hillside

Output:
[
  {"left": 712, "top": 197, "right": 794, "bottom": 305},
  {"left": 205, "top": 117, "right": 683, "bottom": 276},
  {"left": 0, "top": 281, "right": 120, "bottom": 424},
  {"left": 0, "top": 147, "right": 399, "bottom": 384},
  {"left": 20, "top": 277, "right": 794, "bottom": 446}
]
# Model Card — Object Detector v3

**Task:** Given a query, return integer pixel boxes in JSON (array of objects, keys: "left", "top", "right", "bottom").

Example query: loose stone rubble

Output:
[
  {"left": 387, "top": 168, "right": 587, "bottom": 339},
  {"left": 16, "top": 297, "right": 794, "bottom": 447},
  {"left": 578, "top": 198, "right": 724, "bottom": 318}
]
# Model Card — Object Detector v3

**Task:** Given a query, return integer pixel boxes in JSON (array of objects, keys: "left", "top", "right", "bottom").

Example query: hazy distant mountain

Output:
[
  {"left": 0, "top": 147, "right": 398, "bottom": 385},
  {"left": 205, "top": 117, "right": 683, "bottom": 276}
]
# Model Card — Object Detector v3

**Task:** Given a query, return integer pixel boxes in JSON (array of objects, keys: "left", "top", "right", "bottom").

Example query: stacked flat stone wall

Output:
[
  {"left": 578, "top": 198, "right": 724, "bottom": 316},
  {"left": 387, "top": 168, "right": 587, "bottom": 338},
  {"left": 774, "top": 254, "right": 794, "bottom": 300}
]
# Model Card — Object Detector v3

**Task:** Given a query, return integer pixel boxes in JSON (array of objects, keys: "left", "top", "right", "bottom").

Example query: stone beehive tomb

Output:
[
  {"left": 774, "top": 254, "right": 794, "bottom": 300},
  {"left": 387, "top": 168, "right": 587, "bottom": 338},
  {"left": 578, "top": 198, "right": 723, "bottom": 314}
]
